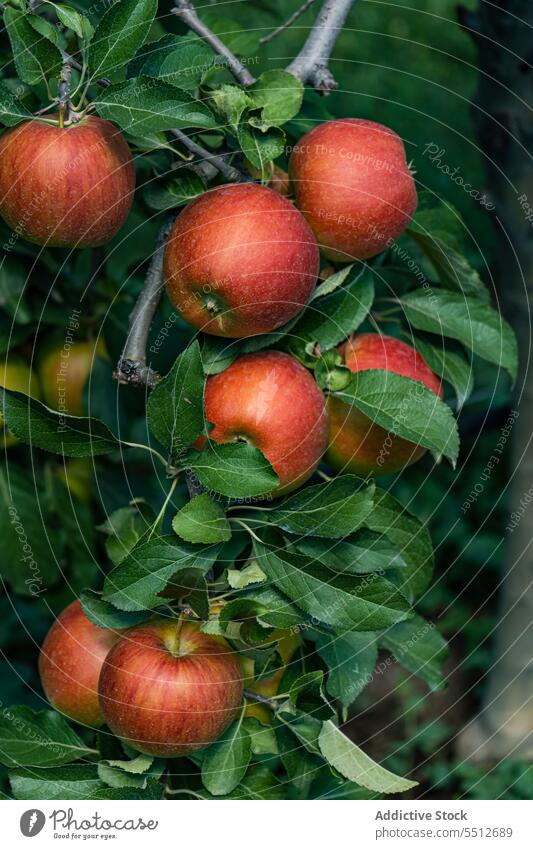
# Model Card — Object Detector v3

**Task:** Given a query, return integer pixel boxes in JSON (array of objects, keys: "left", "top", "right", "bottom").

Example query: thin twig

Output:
[
  {"left": 172, "top": 0, "right": 256, "bottom": 87},
  {"left": 260, "top": 0, "right": 317, "bottom": 44},
  {"left": 170, "top": 129, "right": 244, "bottom": 183},
  {"left": 243, "top": 689, "right": 278, "bottom": 709},
  {"left": 114, "top": 215, "right": 176, "bottom": 388},
  {"left": 286, "top": 0, "right": 357, "bottom": 93}
]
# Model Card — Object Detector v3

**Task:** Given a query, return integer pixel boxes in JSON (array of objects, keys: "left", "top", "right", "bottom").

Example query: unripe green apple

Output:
[
  {"left": 164, "top": 183, "right": 319, "bottom": 337},
  {"left": 0, "top": 116, "right": 135, "bottom": 248},
  {"left": 99, "top": 619, "right": 243, "bottom": 757},
  {"left": 200, "top": 351, "right": 329, "bottom": 495},
  {"left": 37, "top": 337, "right": 106, "bottom": 417},
  {"left": 326, "top": 333, "right": 442, "bottom": 475},
  {"left": 289, "top": 118, "right": 417, "bottom": 261}
]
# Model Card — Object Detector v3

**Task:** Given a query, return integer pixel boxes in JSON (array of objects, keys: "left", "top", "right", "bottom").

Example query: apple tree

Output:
[{"left": 0, "top": 0, "right": 518, "bottom": 800}]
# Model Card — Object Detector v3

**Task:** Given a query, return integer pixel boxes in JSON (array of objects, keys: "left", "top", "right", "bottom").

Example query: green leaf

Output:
[
  {"left": 271, "top": 477, "right": 374, "bottom": 538},
  {"left": 0, "top": 80, "right": 31, "bottom": 127},
  {"left": 44, "top": 3, "right": 94, "bottom": 42},
  {"left": 210, "top": 84, "right": 252, "bottom": 130},
  {"left": 319, "top": 721, "right": 417, "bottom": 794},
  {"left": 147, "top": 341, "right": 204, "bottom": 459},
  {"left": 103, "top": 534, "right": 218, "bottom": 611},
  {"left": 98, "top": 754, "right": 164, "bottom": 789},
  {"left": 186, "top": 441, "right": 279, "bottom": 498},
  {"left": 0, "top": 464, "right": 60, "bottom": 595},
  {"left": 243, "top": 718, "right": 278, "bottom": 754},
  {"left": 94, "top": 78, "right": 217, "bottom": 134},
  {"left": 10, "top": 765, "right": 102, "bottom": 800},
  {"left": 79, "top": 589, "right": 150, "bottom": 630},
  {"left": 292, "top": 269, "right": 374, "bottom": 351},
  {"left": 88, "top": 781, "right": 164, "bottom": 800},
  {"left": 172, "top": 493, "right": 231, "bottom": 544},
  {"left": 408, "top": 197, "right": 489, "bottom": 301},
  {"left": 295, "top": 530, "right": 407, "bottom": 575},
  {"left": 277, "top": 725, "right": 319, "bottom": 796},
  {"left": 98, "top": 502, "right": 155, "bottom": 566},
  {"left": 364, "top": 488, "right": 434, "bottom": 599},
  {"left": 316, "top": 633, "right": 377, "bottom": 708},
  {"left": 0, "top": 707, "right": 94, "bottom": 768},
  {"left": 1, "top": 388, "right": 121, "bottom": 457},
  {"left": 201, "top": 715, "right": 251, "bottom": 796},
  {"left": 380, "top": 614, "right": 448, "bottom": 691},
  {"left": 201, "top": 335, "right": 240, "bottom": 376},
  {"left": 334, "top": 369, "right": 460, "bottom": 466},
  {"left": 412, "top": 336, "right": 474, "bottom": 409},
  {"left": 220, "top": 586, "right": 304, "bottom": 631},
  {"left": 144, "top": 172, "right": 205, "bottom": 211},
  {"left": 310, "top": 264, "right": 356, "bottom": 301},
  {"left": 238, "top": 123, "right": 285, "bottom": 170},
  {"left": 127, "top": 34, "right": 216, "bottom": 91},
  {"left": 254, "top": 530, "right": 412, "bottom": 632},
  {"left": 88, "top": 0, "right": 157, "bottom": 81},
  {"left": 401, "top": 289, "right": 518, "bottom": 384},
  {"left": 227, "top": 560, "right": 267, "bottom": 589},
  {"left": 247, "top": 70, "right": 304, "bottom": 130},
  {"left": 4, "top": 8, "right": 62, "bottom": 86}
]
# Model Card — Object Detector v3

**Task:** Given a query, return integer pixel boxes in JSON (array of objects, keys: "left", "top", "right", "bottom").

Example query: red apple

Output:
[
  {"left": 98, "top": 620, "right": 243, "bottom": 757},
  {"left": 163, "top": 183, "right": 319, "bottom": 337},
  {"left": 39, "top": 600, "right": 120, "bottom": 727},
  {"left": 289, "top": 118, "right": 417, "bottom": 261},
  {"left": 0, "top": 116, "right": 135, "bottom": 247},
  {"left": 201, "top": 351, "right": 329, "bottom": 495},
  {"left": 326, "top": 334, "right": 442, "bottom": 475}
]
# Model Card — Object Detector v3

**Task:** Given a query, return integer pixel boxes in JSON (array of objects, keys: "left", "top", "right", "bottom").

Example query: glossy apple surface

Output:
[
  {"left": 39, "top": 600, "right": 120, "bottom": 726},
  {"left": 201, "top": 351, "right": 328, "bottom": 495},
  {"left": 289, "top": 118, "right": 417, "bottom": 261},
  {"left": 326, "top": 334, "right": 442, "bottom": 475},
  {"left": 0, "top": 116, "right": 135, "bottom": 247},
  {"left": 99, "top": 620, "right": 243, "bottom": 757},
  {"left": 164, "top": 183, "right": 319, "bottom": 337}
]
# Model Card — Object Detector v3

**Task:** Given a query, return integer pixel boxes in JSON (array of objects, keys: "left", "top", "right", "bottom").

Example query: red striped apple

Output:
[
  {"left": 163, "top": 183, "right": 319, "bottom": 337},
  {"left": 0, "top": 116, "right": 135, "bottom": 247},
  {"left": 39, "top": 600, "right": 120, "bottom": 727},
  {"left": 289, "top": 118, "right": 417, "bottom": 261},
  {"left": 326, "top": 334, "right": 442, "bottom": 475},
  {"left": 98, "top": 620, "right": 243, "bottom": 757},
  {"left": 201, "top": 351, "right": 329, "bottom": 495}
]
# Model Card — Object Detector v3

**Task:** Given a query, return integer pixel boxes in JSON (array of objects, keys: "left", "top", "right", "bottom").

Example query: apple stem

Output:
[
  {"left": 260, "top": 0, "right": 318, "bottom": 44},
  {"left": 58, "top": 50, "right": 72, "bottom": 128},
  {"left": 243, "top": 689, "right": 280, "bottom": 709}
]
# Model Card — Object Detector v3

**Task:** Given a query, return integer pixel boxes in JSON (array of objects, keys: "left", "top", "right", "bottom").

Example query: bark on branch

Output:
[
  {"left": 172, "top": 0, "right": 256, "bottom": 86},
  {"left": 286, "top": 0, "right": 357, "bottom": 92},
  {"left": 114, "top": 215, "right": 175, "bottom": 389}
]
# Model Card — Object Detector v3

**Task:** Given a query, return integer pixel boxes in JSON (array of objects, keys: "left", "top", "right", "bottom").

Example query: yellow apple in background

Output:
[{"left": 0, "top": 355, "right": 41, "bottom": 447}]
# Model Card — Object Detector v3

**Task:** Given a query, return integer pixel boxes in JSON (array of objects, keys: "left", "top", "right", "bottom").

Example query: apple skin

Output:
[
  {"left": 39, "top": 600, "right": 120, "bottom": 727},
  {"left": 98, "top": 620, "right": 243, "bottom": 758},
  {"left": 326, "top": 334, "right": 442, "bottom": 476},
  {"left": 0, "top": 355, "right": 41, "bottom": 445},
  {"left": 38, "top": 338, "right": 106, "bottom": 416},
  {"left": 0, "top": 116, "right": 135, "bottom": 248},
  {"left": 289, "top": 118, "right": 417, "bottom": 261},
  {"left": 163, "top": 183, "right": 319, "bottom": 337},
  {"left": 201, "top": 351, "right": 329, "bottom": 495}
]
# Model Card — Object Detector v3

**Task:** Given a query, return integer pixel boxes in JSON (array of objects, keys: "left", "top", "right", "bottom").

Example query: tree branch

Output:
[
  {"left": 114, "top": 215, "right": 175, "bottom": 389},
  {"left": 172, "top": 0, "right": 256, "bottom": 87},
  {"left": 170, "top": 129, "right": 244, "bottom": 183},
  {"left": 286, "top": 0, "right": 357, "bottom": 93},
  {"left": 260, "top": 0, "right": 318, "bottom": 44}
]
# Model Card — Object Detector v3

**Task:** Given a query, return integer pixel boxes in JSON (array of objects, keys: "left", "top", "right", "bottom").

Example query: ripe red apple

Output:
[
  {"left": 98, "top": 620, "right": 243, "bottom": 757},
  {"left": 39, "top": 600, "right": 120, "bottom": 727},
  {"left": 0, "top": 116, "right": 135, "bottom": 247},
  {"left": 326, "top": 334, "right": 442, "bottom": 475},
  {"left": 289, "top": 118, "right": 417, "bottom": 261},
  {"left": 163, "top": 183, "right": 319, "bottom": 337},
  {"left": 38, "top": 337, "right": 106, "bottom": 416},
  {"left": 201, "top": 351, "right": 328, "bottom": 495}
]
